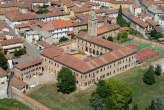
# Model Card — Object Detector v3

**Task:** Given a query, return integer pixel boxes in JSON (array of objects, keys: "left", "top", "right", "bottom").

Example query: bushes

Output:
[
  {"left": 117, "top": 31, "right": 129, "bottom": 42},
  {"left": 150, "top": 30, "right": 164, "bottom": 40},
  {"left": 128, "top": 28, "right": 143, "bottom": 37},
  {"left": 14, "top": 48, "right": 26, "bottom": 57},
  {"left": 59, "top": 37, "right": 69, "bottom": 42},
  {"left": 107, "top": 36, "right": 113, "bottom": 42},
  {"left": 78, "top": 29, "right": 88, "bottom": 33}
]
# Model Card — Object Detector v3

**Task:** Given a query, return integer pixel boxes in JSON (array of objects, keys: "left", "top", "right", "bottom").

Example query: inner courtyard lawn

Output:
[
  {"left": 28, "top": 65, "right": 164, "bottom": 110},
  {"left": 0, "top": 98, "right": 32, "bottom": 110}
]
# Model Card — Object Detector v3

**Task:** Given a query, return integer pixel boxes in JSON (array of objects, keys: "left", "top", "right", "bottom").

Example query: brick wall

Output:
[{"left": 11, "top": 88, "right": 50, "bottom": 110}]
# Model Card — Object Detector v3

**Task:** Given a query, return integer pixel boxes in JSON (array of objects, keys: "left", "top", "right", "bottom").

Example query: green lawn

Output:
[
  {"left": 0, "top": 98, "right": 32, "bottom": 110},
  {"left": 28, "top": 65, "right": 164, "bottom": 110},
  {"left": 123, "top": 40, "right": 164, "bottom": 53}
]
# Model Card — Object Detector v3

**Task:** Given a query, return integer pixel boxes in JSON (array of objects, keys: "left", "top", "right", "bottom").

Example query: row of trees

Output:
[{"left": 143, "top": 65, "right": 162, "bottom": 85}]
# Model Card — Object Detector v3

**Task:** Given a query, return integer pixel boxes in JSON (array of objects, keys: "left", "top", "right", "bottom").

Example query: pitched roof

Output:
[
  {"left": 0, "top": 67, "right": 7, "bottom": 77},
  {"left": 131, "top": 16, "right": 148, "bottom": 28},
  {"left": 40, "top": 45, "right": 63, "bottom": 59},
  {"left": 0, "top": 38, "right": 23, "bottom": 46},
  {"left": 15, "top": 58, "right": 42, "bottom": 70},
  {"left": 38, "top": 41, "right": 50, "bottom": 48},
  {"left": 97, "top": 24, "right": 120, "bottom": 35},
  {"left": 42, "top": 20, "right": 72, "bottom": 31},
  {"left": 11, "top": 78, "right": 28, "bottom": 90}
]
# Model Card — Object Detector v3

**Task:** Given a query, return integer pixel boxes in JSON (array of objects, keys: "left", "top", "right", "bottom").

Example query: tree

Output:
[
  {"left": 89, "top": 92, "right": 104, "bottom": 110},
  {"left": 71, "top": 33, "right": 76, "bottom": 39},
  {"left": 132, "top": 104, "right": 138, "bottom": 110},
  {"left": 121, "top": 31, "right": 128, "bottom": 40},
  {"left": 106, "top": 79, "right": 132, "bottom": 109},
  {"left": 59, "top": 37, "right": 69, "bottom": 42},
  {"left": 143, "top": 65, "right": 155, "bottom": 85},
  {"left": 56, "top": 67, "right": 76, "bottom": 94},
  {"left": 0, "top": 52, "right": 7, "bottom": 70},
  {"left": 155, "top": 64, "right": 162, "bottom": 76},
  {"left": 117, "top": 5, "right": 130, "bottom": 27},
  {"left": 117, "top": 33, "right": 121, "bottom": 41},
  {"left": 89, "top": 79, "right": 132, "bottom": 110},
  {"left": 150, "top": 30, "right": 163, "bottom": 40},
  {"left": 14, "top": 48, "right": 26, "bottom": 57},
  {"left": 107, "top": 36, "right": 113, "bottom": 42},
  {"left": 78, "top": 29, "right": 88, "bottom": 33}
]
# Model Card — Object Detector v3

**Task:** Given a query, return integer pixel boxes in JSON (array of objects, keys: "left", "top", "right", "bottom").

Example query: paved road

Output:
[{"left": 13, "top": 41, "right": 40, "bottom": 64}]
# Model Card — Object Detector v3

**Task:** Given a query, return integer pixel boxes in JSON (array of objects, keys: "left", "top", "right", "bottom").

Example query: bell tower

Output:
[{"left": 88, "top": 10, "right": 98, "bottom": 37}]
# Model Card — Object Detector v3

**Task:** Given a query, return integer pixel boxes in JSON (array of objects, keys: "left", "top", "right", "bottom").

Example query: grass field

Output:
[
  {"left": 123, "top": 40, "right": 164, "bottom": 53},
  {"left": 0, "top": 98, "right": 32, "bottom": 110},
  {"left": 28, "top": 64, "right": 164, "bottom": 110}
]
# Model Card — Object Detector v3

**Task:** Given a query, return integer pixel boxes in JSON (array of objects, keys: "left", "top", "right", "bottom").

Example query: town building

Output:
[
  {"left": 0, "top": 38, "right": 24, "bottom": 55},
  {"left": 14, "top": 58, "right": 42, "bottom": 80},
  {"left": 40, "top": 11, "right": 136, "bottom": 88}
]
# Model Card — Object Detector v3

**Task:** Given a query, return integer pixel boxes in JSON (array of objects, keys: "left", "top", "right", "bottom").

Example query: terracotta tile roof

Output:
[
  {"left": 110, "top": 0, "right": 132, "bottom": 4},
  {"left": 15, "top": 58, "right": 42, "bottom": 70},
  {"left": 120, "top": 27, "right": 129, "bottom": 32},
  {"left": 55, "top": 53, "right": 92, "bottom": 73},
  {"left": 6, "top": 12, "right": 37, "bottom": 22},
  {"left": 97, "top": 24, "right": 120, "bottom": 35},
  {"left": 42, "top": 20, "right": 72, "bottom": 31},
  {"left": 38, "top": 41, "right": 50, "bottom": 48},
  {"left": 71, "top": 6, "right": 90, "bottom": 13},
  {"left": 0, "top": 34, "right": 6, "bottom": 40},
  {"left": 0, "top": 67, "right": 7, "bottom": 77},
  {"left": 40, "top": 45, "right": 63, "bottom": 59},
  {"left": 146, "top": 19, "right": 158, "bottom": 27},
  {"left": 0, "top": 2, "right": 18, "bottom": 8},
  {"left": 131, "top": 16, "right": 148, "bottom": 28},
  {"left": 132, "top": 4, "right": 140, "bottom": 8},
  {"left": 11, "top": 78, "right": 28, "bottom": 90},
  {"left": 0, "top": 38, "right": 23, "bottom": 46}
]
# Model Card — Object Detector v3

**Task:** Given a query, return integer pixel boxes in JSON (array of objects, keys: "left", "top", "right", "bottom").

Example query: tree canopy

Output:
[
  {"left": 14, "top": 48, "right": 26, "bottom": 57},
  {"left": 117, "top": 5, "right": 130, "bottom": 27},
  {"left": 56, "top": 67, "right": 76, "bottom": 94},
  {"left": 155, "top": 64, "right": 162, "bottom": 76},
  {"left": 143, "top": 65, "right": 155, "bottom": 85},
  {"left": 0, "top": 52, "right": 7, "bottom": 70},
  {"left": 59, "top": 37, "right": 69, "bottom": 42},
  {"left": 89, "top": 79, "right": 132, "bottom": 110},
  {"left": 150, "top": 30, "right": 163, "bottom": 40}
]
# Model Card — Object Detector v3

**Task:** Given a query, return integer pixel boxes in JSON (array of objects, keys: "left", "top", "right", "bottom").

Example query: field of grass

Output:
[
  {"left": 28, "top": 64, "right": 164, "bottom": 110},
  {"left": 123, "top": 40, "right": 164, "bottom": 53},
  {"left": 0, "top": 98, "right": 32, "bottom": 110}
]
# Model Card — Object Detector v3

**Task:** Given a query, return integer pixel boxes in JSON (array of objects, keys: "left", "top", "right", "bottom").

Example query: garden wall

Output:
[{"left": 11, "top": 88, "right": 50, "bottom": 110}]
